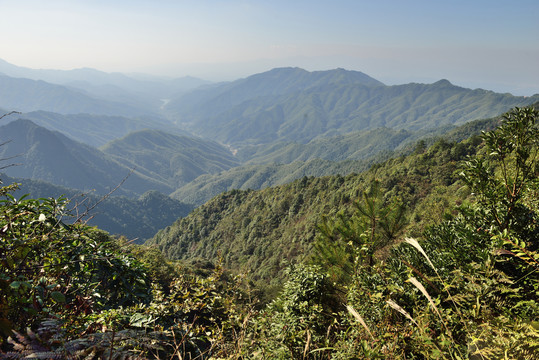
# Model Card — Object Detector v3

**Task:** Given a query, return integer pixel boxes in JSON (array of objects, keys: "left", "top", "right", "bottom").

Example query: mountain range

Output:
[
  {"left": 1, "top": 59, "right": 538, "bottom": 242},
  {"left": 164, "top": 68, "right": 539, "bottom": 146},
  {"left": 0, "top": 74, "right": 153, "bottom": 116},
  {"left": 0, "top": 119, "right": 241, "bottom": 197},
  {"left": 101, "top": 129, "right": 240, "bottom": 188},
  {"left": 0, "top": 119, "right": 170, "bottom": 196},
  {"left": 10, "top": 110, "right": 186, "bottom": 147},
  {"left": 0, "top": 58, "right": 209, "bottom": 112}
]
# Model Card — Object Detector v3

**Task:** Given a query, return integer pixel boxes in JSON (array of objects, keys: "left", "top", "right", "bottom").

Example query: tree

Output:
[
  {"left": 314, "top": 180, "right": 407, "bottom": 284},
  {"left": 461, "top": 106, "right": 539, "bottom": 280}
]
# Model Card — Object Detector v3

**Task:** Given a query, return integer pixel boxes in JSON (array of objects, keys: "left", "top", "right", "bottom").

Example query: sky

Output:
[{"left": 0, "top": 0, "right": 538, "bottom": 95}]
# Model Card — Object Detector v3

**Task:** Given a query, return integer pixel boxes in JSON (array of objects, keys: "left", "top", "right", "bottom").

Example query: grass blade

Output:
[{"left": 346, "top": 305, "right": 374, "bottom": 339}]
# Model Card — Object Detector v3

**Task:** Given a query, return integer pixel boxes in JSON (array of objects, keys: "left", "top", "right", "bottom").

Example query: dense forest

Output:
[{"left": 1, "top": 106, "right": 537, "bottom": 358}]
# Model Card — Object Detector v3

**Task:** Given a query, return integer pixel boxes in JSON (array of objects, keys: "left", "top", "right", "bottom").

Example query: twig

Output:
[
  {"left": 0, "top": 111, "right": 21, "bottom": 120},
  {"left": 74, "top": 168, "right": 135, "bottom": 223}
]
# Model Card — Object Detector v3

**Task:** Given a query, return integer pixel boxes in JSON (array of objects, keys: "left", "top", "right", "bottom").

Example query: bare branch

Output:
[
  {"left": 73, "top": 168, "right": 136, "bottom": 224},
  {"left": 0, "top": 111, "right": 21, "bottom": 121},
  {"left": 0, "top": 138, "right": 24, "bottom": 170}
]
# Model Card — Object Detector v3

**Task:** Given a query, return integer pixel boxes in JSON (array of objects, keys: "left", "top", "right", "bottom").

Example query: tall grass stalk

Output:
[
  {"left": 408, "top": 277, "right": 448, "bottom": 331},
  {"left": 402, "top": 238, "right": 472, "bottom": 359},
  {"left": 346, "top": 305, "right": 374, "bottom": 340},
  {"left": 405, "top": 238, "right": 437, "bottom": 273},
  {"left": 404, "top": 238, "right": 470, "bottom": 332},
  {"left": 385, "top": 299, "right": 418, "bottom": 327}
]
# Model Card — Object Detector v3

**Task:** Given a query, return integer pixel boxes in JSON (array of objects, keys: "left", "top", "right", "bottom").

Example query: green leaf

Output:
[
  {"left": 50, "top": 291, "right": 66, "bottom": 303},
  {"left": 9, "top": 281, "right": 31, "bottom": 291}
]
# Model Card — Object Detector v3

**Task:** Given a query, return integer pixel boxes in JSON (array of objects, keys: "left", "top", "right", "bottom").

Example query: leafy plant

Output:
[{"left": 0, "top": 185, "right": 151, "bottom": 346}]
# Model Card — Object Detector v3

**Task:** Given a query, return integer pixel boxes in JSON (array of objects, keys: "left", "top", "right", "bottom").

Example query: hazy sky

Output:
[{"left": 1, "top": 0, "right": 538, "bottom": 95}]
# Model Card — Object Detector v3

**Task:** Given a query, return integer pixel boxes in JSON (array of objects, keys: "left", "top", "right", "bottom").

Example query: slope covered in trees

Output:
[
  {"left": 171, "top": 116, "right": 500, "bottom": 206},
  {"left": 101, "top": 129, "right": 240, "bottom": 188},
  {"left": 151, "top": 129, "right": 484, "bottom": 290},
  {"left": 2, "top": 174, "right": 193, "bottom": 242},
  {"left": 1, "top": 107, "right": 537, "bottom": 359},
  {"left": 164, "top": 68, "right": 539, "bottom": 146},
  {"left": 0, "top": 119, "right": 172, "bottom": 196}
]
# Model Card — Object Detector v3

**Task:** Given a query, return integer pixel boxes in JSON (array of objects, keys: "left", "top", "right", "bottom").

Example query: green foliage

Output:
[
  {"left": 5, "top": 175, "right": 193, "bottom": 242},
  {"left": 327, "top": 107, "right": 539, "bottom": 358},
  {"left": 239, "top": 264, "right": 337, "bottom": 359},
  {"left": 314, "top": 180, "right": 406, "bottom": 285},
  {"left": 461, "top": 107, "right": 539, "bottom": 233},
  {"left": 0, "top": 184, "right": 249, "bottom": 358},
  {"left": 4, "top": 104, "right": 538, "bottom": 358},
  {"left": 0, "top": 187, "right": 151, "bottom": 342}
]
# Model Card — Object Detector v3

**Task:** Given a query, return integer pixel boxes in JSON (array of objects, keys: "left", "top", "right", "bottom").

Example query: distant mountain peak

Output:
[
  {"left": 244, "top": 66, "right": 384, "bottom": 88},
  {"left": 433, "top": 79, "right": 453, "bottom": 86}
]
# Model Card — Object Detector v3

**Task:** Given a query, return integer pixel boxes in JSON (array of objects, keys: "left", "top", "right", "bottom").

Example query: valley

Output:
[{"left": 1, "top": 58, "right": 538, "bottom": 358}]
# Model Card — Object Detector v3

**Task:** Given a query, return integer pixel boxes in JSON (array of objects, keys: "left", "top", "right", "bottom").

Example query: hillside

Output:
[
  {"left": 1, "top": 174, "right": 193, "bottom": 242},
  {"left": 14, "top": 110, "right": 185, "bottom": 147},
  {"left": 150, "top": 134, "right": 482, "bottom": 289},
  {"left": 101, "top": 129, "right": 241, "bottom": 188},
  {"left": 164, "top": 68, "right": 539, "bottom": 146},
  {"left": 171, "top": 116, "right": 500, "bottom": 205},
  {"left": 170, "top": 157, "right": 384, "bottom": 206},
  {"left": 237, "top": 127, "right": 414, "bottom": 164},
  {"left": 0, "top": 119, "right": 172, "bottom": 196}
]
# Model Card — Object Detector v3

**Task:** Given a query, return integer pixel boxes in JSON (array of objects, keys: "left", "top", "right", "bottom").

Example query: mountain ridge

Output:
[
  {"left": 163, "top": 68, "right": 539, "bottom": 147},
  {"left": 13, "top": 110, "right": 185, "bottom": 147},
  {"left": 0, "top": 119, "right": 173, "bottom": 196},
  {"left": 101, "top": 129, "right": 241, "bottom": 188},
  {"left": 0, "top": 74, "right": 154, "bottom": 116}
]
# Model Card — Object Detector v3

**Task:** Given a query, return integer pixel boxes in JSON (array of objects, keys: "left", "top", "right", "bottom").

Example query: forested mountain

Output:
[
  {"left": 171, "top": 157, "right": 384, "bottom": 206},
  {"left": 0, "top": 119, "right": 172, "bottom": 196},
  {"left": 164, "top": 68, "right": 539, "bottom": 146},
  {"left": 151, "top": 110, "right": 510, "bottom": 281},
  {"left": 171, "top": 116, "right": 501, "bottom": 205},
  {"left": 0, "top": 74, "right": 153, "bottom": 116},
  {"left": 0, "top": 55, "right": 539, "bottom": 360},
  {"left": 165, "top": 67, "right": 383, "bottom": 121},
  {"left": 1, "top": 174, "right": 193, "bottom": 242},
  {"left": 11, "top": 110, "right": 185, "bottom": 147},
  {"left": 150, "top": 133, "right": 483, "bottom": 290},
  {"left": 3, "top": 67, "right": 530, "bottom": 211},
  {"left": 238, "top": 127, "right": 415, "bottom": 164},
  {"left": 101, "top": 129, "right": 240, "bottom": 188}
]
